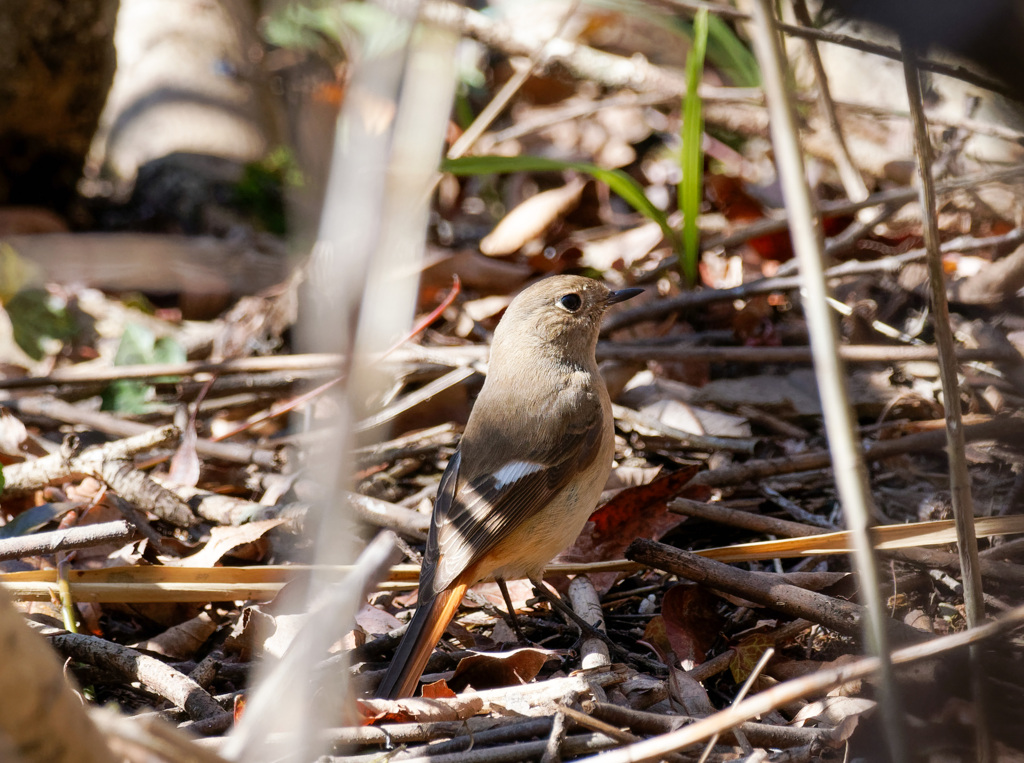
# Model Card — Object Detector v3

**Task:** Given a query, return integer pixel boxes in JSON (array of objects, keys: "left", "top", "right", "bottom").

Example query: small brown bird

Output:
[{"left": 376, "top": 275, "right": 641, "bottom": 699}]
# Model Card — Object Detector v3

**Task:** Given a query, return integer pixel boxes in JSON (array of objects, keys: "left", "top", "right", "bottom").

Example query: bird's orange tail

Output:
[{"left": 375, "top": 581, "right": 469, "bottom": 699}]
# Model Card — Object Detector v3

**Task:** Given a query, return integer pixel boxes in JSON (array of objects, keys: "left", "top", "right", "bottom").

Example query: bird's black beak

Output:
[{"left": 606, "top": 287, "right": 643, "bottom": 305}]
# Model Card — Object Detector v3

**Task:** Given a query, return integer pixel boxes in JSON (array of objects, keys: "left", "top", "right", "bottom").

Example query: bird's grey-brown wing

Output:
[{"left": 423, "top": 401, "right": 607, "bottom": 593}]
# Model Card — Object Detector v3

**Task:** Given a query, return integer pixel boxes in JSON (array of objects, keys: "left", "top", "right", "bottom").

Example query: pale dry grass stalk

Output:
[
  {"left": 901, "top": 38, "right": 991, "bottom": 763},
  {"left": 744, "top": 0, "right": 908, "bottom": 760},
  {"left": 219, "top": 4, "right": 461, "bottom": 760}
]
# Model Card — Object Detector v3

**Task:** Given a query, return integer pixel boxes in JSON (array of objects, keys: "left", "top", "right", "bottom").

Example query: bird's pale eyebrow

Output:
[{"left": 491, "top": 461, "right": 545, "bottom": 489}]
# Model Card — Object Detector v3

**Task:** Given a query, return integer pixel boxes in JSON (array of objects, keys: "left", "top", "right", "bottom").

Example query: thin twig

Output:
[
  {"left": 776, "top": 20, "right": 1013, "bottom": 100},
  {"left": 697, "top": 647, "right": 774, "bottom": 762},
  {"left": 791, "top": 0, "right": 868, "bottom": 205}
]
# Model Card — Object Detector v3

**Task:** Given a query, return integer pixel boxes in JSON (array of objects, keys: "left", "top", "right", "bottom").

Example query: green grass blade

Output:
[
  {"left": 706, "top": 14, "right": 760, "bottom": 87},
  {"left": 679, "top": 7, "right": 709, "bottom": 287}
]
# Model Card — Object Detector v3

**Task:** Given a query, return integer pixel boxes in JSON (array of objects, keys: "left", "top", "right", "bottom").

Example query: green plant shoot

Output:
[{"left": 680, "top": 7, "right": 709, "bottom": 287}]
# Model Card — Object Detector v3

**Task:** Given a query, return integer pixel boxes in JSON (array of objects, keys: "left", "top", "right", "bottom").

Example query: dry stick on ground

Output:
[
  {"left": 626, "top": 538, "right": 928, "bottom": 645},
  {"left": 47, "top": 631, "right": 230, "bottom": 724},
  {"left": 608, "top": 344, "right": 1018, "bottom": 364},
  {"left": 690, "top": 416, "right": 1016, "bottom": 489},
  {"left": 13, "top": 396, "right": 279, "bottom": 469},
  {"left": 647, "top": 183, "right": 1024, "bottom": 286},
  {"left": 669, "top": 497, "right": 823, "bottom": 538},
  {"left": 0, "top": 353, "right": 341, "bottom": 390},
  {"left": 405, "top": 0, "right": 732, "bottom": 101},
  {"left": 394, "top": 338, "right": 1020, "bottom": 368},
  {"left": 355, "top": 366, "right": 478, "bottom": 432},
  {"left": 354, "top": 719, "right": 570, "bottom": 762},
  {"left": 540, "top": 709, "right": 570, "bottom": 763},
  {"left": 353, "top": 422, "right": 459, "bottom": 466},
  {"left": 584, "top": 701, "right": 833, "bottom": 750},
  {"left": 153, "top": 479, "right": 309, "bottom": 528},
  {"left": 347, "top": 492, "right": 431, "bottom": 539},
  {"left": 371, "top": 733, "right": 619, "bottom": 763},
  {"left": 488, "top": 91, "right": 677, "bottom": 145},
  {"left": 568, "top": 575, "right": 611, "bottom": 671},
  {"left": 221, "top": 715, "right": 555, "bottom": 753},
  {"left": 3, "top": 425, "right": 180, "bottom": 498},
  {"left": 0, "top": 520, "right": 138, "bottom": 562},
  {"left": 574, "top": 603, "right": 1024, "bottom": 763},
  {"left": 365, "top": 666, "right": 628, "bottom": 717},
  {"left": 100, "top": 460, "right": 197, "bottom": 528},
  {"left": 106, "top": 493, "right": 172, "bottom": 552},
  {"left": 889, "top": 547, "right": 1024, "bottom": 587}
]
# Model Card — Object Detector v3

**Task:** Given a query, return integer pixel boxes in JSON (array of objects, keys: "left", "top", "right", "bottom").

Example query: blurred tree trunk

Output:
[{"left": 0, "top": 0, "right": 119, "bottom": 217}]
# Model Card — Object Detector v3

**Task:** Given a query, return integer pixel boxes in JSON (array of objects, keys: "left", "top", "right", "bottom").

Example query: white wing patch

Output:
[{"left": 491, "top": 460, "right": 545, "bottom": 490}]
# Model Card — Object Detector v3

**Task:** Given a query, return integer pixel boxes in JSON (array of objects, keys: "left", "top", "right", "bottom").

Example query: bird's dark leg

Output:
[
  {"left": 528, "top": 576, "right": 625, "bottom": 656},
  {"left": 496, "top": 577, "right": 529, "bottom": 644}
]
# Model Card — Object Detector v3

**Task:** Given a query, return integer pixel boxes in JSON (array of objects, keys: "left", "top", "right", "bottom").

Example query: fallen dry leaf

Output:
[
  {"left": 132, "top": 611, "right": 219, "bottom": 659},
  {"left": 555, "top": 464, "right": 704, "bottom": 593},
  {"left": 174, "top": 519, "right": 285, "bottom": 567},
  {"left": 661, "top": 584, "right": 723, "bottom": 669},
  {"left": 730, "top": 632, "right": 774, "bottom": 684},
  {"left": 355, "top": 603, "right": 403, "bottom": 637},
  {"left": 790, "top": 695, "right": 877, "bottom": 728},
  {"left": 421, "top": 679, "right": 457, "bottom": 699},
  {"left": 480, "top": 178, "right": 585, "bottom": 256},
  {"left": 449, "top": 647, "right": 558, "bottom": 692}
]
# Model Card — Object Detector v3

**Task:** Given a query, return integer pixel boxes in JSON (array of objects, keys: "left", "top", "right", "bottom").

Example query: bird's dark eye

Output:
[{"left": 558, "top": 293, "right": 582, "bottom": 312}]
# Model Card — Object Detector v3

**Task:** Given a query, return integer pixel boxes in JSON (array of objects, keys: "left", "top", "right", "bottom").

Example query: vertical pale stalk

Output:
[
  {"left": 901, "top": 40, "right": 990, "bottom": 763},
  {"left": 746, "top": 1, "right": 907, "bottom": 760},
  {"left": 221, "top": 4, "right": 459, "bottom": 760},
  {"left": 0, "top": 586, "right": 116, "bottom": 762}
]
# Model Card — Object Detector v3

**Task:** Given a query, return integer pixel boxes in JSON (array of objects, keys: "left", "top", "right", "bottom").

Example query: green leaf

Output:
[
  {"left": 113, "top": 323, "right": 156, "bottom": 366},
  {"left": 442, "top": 155, "right": 681, "bottom": 257},
  {"left": 5, "top": 289, "right": 75, "bottom": 361},
  {"left": 0, "top": 502, "right": 77, "bottom": 539},
  {"left": 679, "top": 7, "right": 709, "bottom": 288},
  {"left": 101, "top": 380, "right": 151, "bottom": 414},
  {"left": 152, "top": 336, "right": 187, "bottom": 366},
  {"left": 101, "top": 324, "right": 185, "bottom": 413}
]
